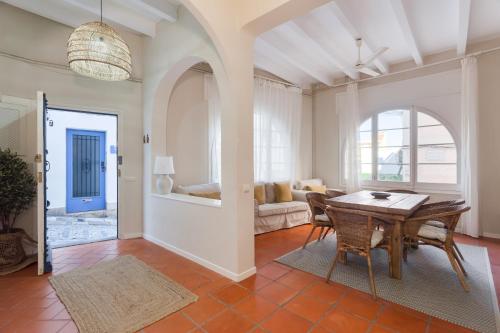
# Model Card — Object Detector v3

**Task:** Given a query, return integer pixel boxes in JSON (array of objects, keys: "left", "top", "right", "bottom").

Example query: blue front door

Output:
[{"left": 66, "top": 129, "right": 106, "bottom": 213}]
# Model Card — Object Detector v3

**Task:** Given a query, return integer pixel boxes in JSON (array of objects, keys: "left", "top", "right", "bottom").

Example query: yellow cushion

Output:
[
  {"left": 254, "top": 185, "right": 266, "bottom": 205},
  {"left": 189, "top": 191, "right": 221, "bottom": 200},
  {"left": 304, "top": 185, "right": 327, "bottom": 193},
  {"left": 274, "top": 182, "right": 293, "bottom": 203}
]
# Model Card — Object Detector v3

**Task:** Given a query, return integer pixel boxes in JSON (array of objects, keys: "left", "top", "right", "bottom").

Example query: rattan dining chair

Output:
[
  {"left": 325, "top": 206, "right": 395, "bottom": 299},
  {"left": 403, "top": 204, "right": 471, "bottom": 291},
  {"left": 303, "top": 192, "right": 334, "bottom": 248},
  {"left": 415, "top": 199, "right": 466, "bottom": 261}
]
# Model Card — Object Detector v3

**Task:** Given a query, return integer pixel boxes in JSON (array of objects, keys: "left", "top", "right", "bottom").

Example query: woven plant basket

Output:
[{"left": 0, "top": 229, "right": 37, "bottom": 275}]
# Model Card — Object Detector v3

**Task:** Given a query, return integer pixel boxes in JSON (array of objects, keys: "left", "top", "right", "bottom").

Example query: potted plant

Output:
[{"left": 0, "top": 148, "right": 37, "bottom": 273}]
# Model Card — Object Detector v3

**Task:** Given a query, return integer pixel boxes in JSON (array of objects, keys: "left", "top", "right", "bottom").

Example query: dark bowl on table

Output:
[{"left": 370, "top": 192, "right": 392, "bottom": 199}]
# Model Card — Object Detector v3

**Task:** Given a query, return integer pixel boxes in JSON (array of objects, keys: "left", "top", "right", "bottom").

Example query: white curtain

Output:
[
  {"left": 339, "top": 83, "right": 361, "bottom": 193},
  {"left": 204, "top": 74, "right": 222, "bottom": 184},
  {"left": 254, "top": 77, "right": 302, "bottom": 183},
  {"left": 460, "top": 56, "right": 479, "bottom": 237}
]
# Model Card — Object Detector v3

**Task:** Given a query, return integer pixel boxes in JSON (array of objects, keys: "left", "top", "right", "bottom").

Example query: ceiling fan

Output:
[{"left": 354, "top": 38, "right": 388, "bottom": 77}]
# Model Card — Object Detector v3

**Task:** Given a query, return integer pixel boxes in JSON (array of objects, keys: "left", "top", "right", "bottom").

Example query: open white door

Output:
[{"left": 36, "top": 91, "right": 51, "bottom": 275}]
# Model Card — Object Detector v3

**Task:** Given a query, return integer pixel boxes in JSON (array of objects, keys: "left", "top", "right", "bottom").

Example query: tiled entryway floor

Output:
[{"left": 1, "top": 226, "right": 496, "bottom": 333}]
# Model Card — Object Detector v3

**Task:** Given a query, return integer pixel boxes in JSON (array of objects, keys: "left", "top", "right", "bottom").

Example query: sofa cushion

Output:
[
  {"left": 315, "top": 214, "right": 329, "bottom": 222},
  {"left": 189, "top": 192, "right": 221, "bottom": 200},
  {"left": 254, "top": 184, "right": 266, "bottom": 204},
  {"left": 297, "top": 178, "right": 323, "bottom": 190},
  {"left": 264, "top": 183, "right": 276, "bottom": 203},
  {"left": 176, "top": 183, "right": 220, "bottom": 194},
  {"left": 303, "top": 185, "right": 327, "bottom": 193},
  {"left": 371, "top": 230, "right": 384, "bottom": 248},
  {"left": 258, "top": 201, "right": 308, "bottom": 217},
  {"left": 274, "top": 182, "right": 293, "bottom": 203}
]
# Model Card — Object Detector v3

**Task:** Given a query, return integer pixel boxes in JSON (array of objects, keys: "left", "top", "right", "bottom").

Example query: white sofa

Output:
[{"left": 254, "top": 183, "right": 311, "bottom": 235}]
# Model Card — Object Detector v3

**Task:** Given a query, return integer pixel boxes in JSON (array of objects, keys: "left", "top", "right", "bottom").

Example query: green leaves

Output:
[{"left": 0, "top": 148, "right": 36, "bottom": 233}]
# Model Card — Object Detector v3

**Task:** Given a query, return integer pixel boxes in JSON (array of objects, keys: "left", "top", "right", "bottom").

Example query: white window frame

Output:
[{"left": 340, "top": 106, "right": 460, "bottom": 194}]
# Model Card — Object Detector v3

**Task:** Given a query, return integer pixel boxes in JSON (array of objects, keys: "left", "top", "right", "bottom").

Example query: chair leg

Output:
[
  {"left": 322, "top": 227, "right": 331, "bottom": 240},
  {"left": 403, "top": 243, "right": 408, "bottom": 262},
  {"left": 326, "top": 251, "right": 340, "bottom": 282},
  {"left": 367, "top": 252, "right": 377, "bottom": 299},
  {"left": 453, "top": 247, "right": 467, "bottom": 276},
  {"left": 387, "top": 249, "right": 393, "bottom": 277},
  {"left": 317, "top": 227, "right": 325, "bottom": 241},
  {"left": 446, "top": 248, "right": 470, "bottom": 292},
  {"left": 303, "top": 226, "right": 316, "bottom": 249},
  {"left": 453, "top": 241, "right": 465, "bottom": 261}
]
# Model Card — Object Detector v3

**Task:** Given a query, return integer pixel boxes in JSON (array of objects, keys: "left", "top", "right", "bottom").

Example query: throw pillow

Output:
[
  {"left": 304, "top": 185, "right": 327, "bottom": 193},
  {"left": 254, "top": 184, "right": 266, "bottom": 205},
  {"left": 189, "top": 191, "right": 221, "bottom": 200},
  {"left": 274, "top": 182, "right": 293, "bottom": 203}
]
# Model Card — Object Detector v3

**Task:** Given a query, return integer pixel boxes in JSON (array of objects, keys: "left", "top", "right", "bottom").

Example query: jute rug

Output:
[
  {"left": 49, "top": 255, "right": 197, "bottom": 333},
  {"left": 276, "top": 235, "right": 500, "bottom": 333}
]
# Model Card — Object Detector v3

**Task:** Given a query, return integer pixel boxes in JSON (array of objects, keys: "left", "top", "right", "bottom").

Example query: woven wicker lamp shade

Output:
[{"left": 67, "top": 21, "right": 132, "bottom": 81}]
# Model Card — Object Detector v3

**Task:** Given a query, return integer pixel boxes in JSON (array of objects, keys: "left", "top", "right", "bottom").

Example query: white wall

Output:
[
  {"left": 0, "top": 3, "right": 143, "bottom": 238},
  {"left": 314, "top": 69, "right": 461, "bottom": 192},
  {"left": 142, "top": 7, "right": 255, "bottom": 281},
  {"left": 166, "top": 69, "right": 210, "bottom": 187},
  {"left": 46, "top": 109, "right": 117, "bottom": 210}
]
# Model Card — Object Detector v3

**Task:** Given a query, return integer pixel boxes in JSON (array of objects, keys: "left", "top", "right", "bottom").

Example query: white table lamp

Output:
[{"left": 154, "top": 156, "right": 175, "bottom": 194}]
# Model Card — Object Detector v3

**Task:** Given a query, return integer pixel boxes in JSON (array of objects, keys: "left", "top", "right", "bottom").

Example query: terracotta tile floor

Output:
[{"left": 0, "top": 225, "right": 498, "bottom": 333}]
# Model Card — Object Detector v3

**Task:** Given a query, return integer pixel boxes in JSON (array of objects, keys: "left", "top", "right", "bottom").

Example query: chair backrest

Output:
[
  {"left": 387, "top": 189, "right": 419, "bottom": 194},
  {"left": 305, "top": 192, "right": 327, "bottom": 216},
  {"left": 406, "top": 204, "right": 471, "bottom": 238},
  {"left": 325, "top": 189, "right": 347, "bottom": 198},
  {"left": 325, "top": 206, "right": 395, "bottom": 250},
  {"left": 420, "top": 199, "right": 465, "bottom": 210}
]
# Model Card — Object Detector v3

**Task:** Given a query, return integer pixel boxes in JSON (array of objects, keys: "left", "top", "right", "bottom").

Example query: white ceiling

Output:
[
  {"left": 0, "top": 0, "right": 179, "bottom": 37},
  {"left": 3, "top": 0, "right": 500, "bottom": 88},
  {"left": 255, "top": 0, "right": 500, "bottom": 88}
]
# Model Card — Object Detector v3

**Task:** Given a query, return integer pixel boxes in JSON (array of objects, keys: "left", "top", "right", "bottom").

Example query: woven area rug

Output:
[
  {"left": 49, "top": 255, "right": 197, "bottom": 333},
  {"left": 276, "top": 235, "right": 500, "bottom": 333}
]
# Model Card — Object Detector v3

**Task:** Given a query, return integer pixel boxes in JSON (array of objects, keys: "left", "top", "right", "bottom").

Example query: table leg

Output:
[{"left": 391, "top": 221, "right": 403, "bottom": 279}]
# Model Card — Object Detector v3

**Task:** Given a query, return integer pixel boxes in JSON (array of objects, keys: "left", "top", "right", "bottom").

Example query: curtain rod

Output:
[
  {"left": 323, "top": 45, "right": 500, "bottom": 90},
  {"left": 0, "top": 50, "right": 143, "bottom": 83},
  {"left": 189, "top": 66, "right": 312, "bottom": 96}
]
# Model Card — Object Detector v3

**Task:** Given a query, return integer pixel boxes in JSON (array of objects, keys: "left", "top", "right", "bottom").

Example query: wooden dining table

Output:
[{"left": 325, "top": 190, "right": 429, "bottom": 279}]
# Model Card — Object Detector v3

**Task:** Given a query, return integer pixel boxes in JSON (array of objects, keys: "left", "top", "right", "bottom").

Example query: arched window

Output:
[{"left": 356, "top": 108, "right": 457, "bottom": 188}]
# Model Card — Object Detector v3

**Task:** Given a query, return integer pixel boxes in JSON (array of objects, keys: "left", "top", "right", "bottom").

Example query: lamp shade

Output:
[
  {"left": 154, "top": 156, "right": 175, "bottom": 175},
  {"left": 67, "top": 21, "right": 132, "bottom": 81}
]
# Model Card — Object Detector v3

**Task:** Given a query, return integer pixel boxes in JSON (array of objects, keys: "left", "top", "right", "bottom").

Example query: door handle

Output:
[{"left": 101, "top": 161, "right": 106, "bottom": 172}]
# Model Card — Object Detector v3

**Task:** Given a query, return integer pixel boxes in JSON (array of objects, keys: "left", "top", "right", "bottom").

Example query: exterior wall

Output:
[
  {"left": 46, "top": 109, "right": 117, "bottom": 211},
  {"left": 0, "top": 3, "right": 143, "bottom": 238}
]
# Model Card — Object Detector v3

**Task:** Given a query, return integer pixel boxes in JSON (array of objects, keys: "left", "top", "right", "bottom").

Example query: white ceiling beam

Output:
[
  {"left": 457, "top": 0, "right": 471, "bottom": 56},
  {"left": 63, "top": 0, "right": 157, "bottom": 36},
  {"left": 280, "top": 22, "right": 359, "bottom": 80},
  {"left": 119, "top": 0, "right": 177, "bottom": 23},
  {"left": 254, "top": 51, "right": 310, "bottom": 89},
  {"left": 255, "top": 38, "right": 334, "bottom": 86},
  {"left": 388, "top": 0, "right": 423, "bottom": 66},
  {"left": 327, "top": 2, "right": 388, "bottom": 74}
]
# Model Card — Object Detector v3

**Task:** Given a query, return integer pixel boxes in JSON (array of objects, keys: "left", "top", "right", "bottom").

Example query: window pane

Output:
[
  {"left": 361, "top": 164, "right": 372, "bottom": 181},
  {"left": 418, "top": 164, "right": 457, "bottom": 184},
  {"left": 378, "top": 129, "right": 410, "bottom": 147},
  {"left": 377, "top": 164, "right": 410, "bottom": 182},
  {"left": 418, "top": 145, "right": 456, "bottom": 164},
  {"left": 378, "top": 147, "right": 410, "bottom": 164},
  {"left": 359, "top": 131, "right": 371, "bottom": 147},
  {"left": 360, "top": 118, "right": 372, "bottom": 132},
  {"left": 378, "top": 110, "right": 410, "bottom": 130},
  {"left": 417, "top": 112, "right": 440, "bottom": 126},
  {"left": 418, "top": 125, "right": 454, "bottom": 145},
  {"left": 360, "top": 147, "right": 372, "bottom": 164}
]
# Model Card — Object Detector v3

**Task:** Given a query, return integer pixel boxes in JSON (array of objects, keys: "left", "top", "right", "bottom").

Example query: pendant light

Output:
[{"left": 67, "top": 0, "right": 132, "bottom": 81}]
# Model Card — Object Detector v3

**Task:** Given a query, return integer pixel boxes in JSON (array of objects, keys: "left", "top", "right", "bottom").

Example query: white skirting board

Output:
[{"left": 142, "top": 233, "right": 256, "bottom": 282}]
